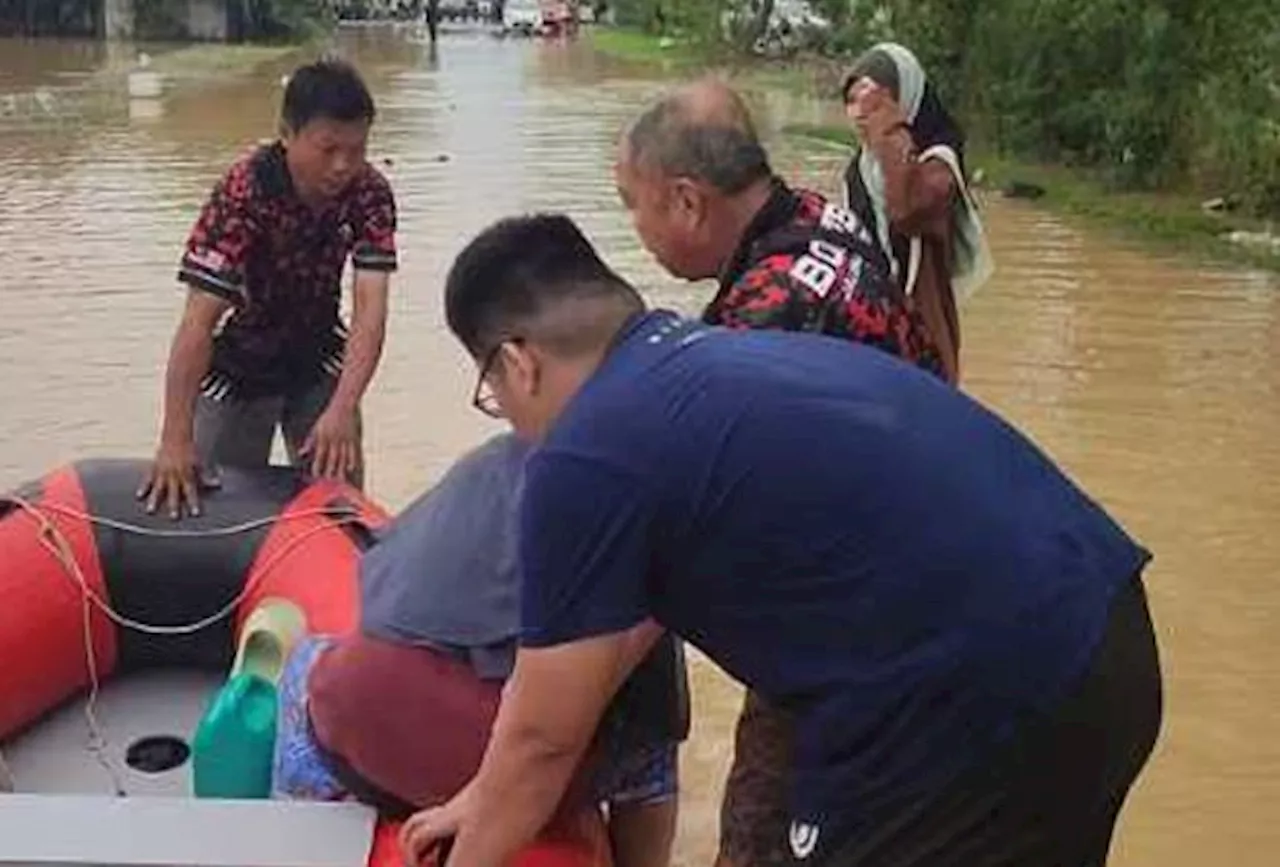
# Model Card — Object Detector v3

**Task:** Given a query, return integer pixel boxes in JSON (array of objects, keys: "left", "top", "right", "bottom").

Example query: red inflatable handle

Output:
[{"left": 365, "top": 812, "right": 613, "bottom": 867}]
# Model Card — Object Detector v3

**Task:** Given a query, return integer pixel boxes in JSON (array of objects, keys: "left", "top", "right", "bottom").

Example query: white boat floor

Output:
[
  {"left": 0, "top": 672, "right": 378, "bottom": 867},
  {"left": 3, "top": 670, "right": 221, "bottom": 796}
]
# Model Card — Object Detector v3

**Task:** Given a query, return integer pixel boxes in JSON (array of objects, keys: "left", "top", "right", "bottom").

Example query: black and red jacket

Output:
[{"left": 704, "top": 178, "right": 943, "bottom": 378}]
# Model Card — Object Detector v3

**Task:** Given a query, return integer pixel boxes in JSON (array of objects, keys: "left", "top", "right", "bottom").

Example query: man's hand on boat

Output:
[
  {"left": 137, "top": 441, "right": 216, "bottom": 519},
  {"left": 297, "top": 403, "right": 360, "bottom": 482}
]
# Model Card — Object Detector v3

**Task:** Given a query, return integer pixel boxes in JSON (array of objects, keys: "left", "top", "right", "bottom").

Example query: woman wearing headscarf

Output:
[{"left": 841, "top": 42, "right": 994, "bottom": 384}]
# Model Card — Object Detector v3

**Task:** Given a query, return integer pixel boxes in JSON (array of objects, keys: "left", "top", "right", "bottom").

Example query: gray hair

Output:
[{"left": 625, "top": 83, "right": 773, "bottom": 195}]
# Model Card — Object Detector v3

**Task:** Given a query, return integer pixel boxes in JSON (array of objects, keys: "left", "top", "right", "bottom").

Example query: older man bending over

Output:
[{"left": 272, "top": 433, "right": 688, "bottom": 867}]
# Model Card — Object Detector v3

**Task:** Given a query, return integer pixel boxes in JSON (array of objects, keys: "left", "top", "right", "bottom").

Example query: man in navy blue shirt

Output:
[{"left": 401, "top": 215, "right": 1163, "bottom": 867}]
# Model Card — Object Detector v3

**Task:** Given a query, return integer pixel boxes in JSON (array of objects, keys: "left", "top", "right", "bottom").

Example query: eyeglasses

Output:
[{"left": 470, "top": 337, "right": 523, "bottom": 419}]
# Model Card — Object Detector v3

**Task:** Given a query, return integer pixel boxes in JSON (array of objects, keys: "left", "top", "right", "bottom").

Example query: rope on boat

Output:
[
  {"left": 0, "top": 747, "right": 13, "bottom": 793},
  {"left": 0, "top": 495, "right": 366, "bottom": 797},
  {"left": 20, "top": 498, "right": 363, "bottom": 539}
]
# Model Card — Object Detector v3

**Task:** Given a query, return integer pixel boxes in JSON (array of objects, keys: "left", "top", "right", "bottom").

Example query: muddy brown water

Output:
[{"left": 1, "top": 25, "right": 1277, "bottom": 867}]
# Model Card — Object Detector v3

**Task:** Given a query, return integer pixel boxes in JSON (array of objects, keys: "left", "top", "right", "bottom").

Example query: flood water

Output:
[{"left": 2, "top": 24, "right": 1278, "bottom": 867}]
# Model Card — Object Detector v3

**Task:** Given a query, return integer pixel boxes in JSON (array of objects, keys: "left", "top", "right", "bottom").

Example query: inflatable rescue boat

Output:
[{"left": 0, "top": 458, "right": 609, "bottom": 867}]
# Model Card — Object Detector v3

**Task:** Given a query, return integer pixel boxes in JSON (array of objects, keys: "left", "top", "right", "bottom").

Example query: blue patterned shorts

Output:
[
  {"left": 271, "top": 635, "right": 678, "bottom": 807},
  {"left": 593, "top": 737, "right": 679, "bottom": 808},
  {"left": 272, "top": 635, "right": 348, "bottom": 801}
]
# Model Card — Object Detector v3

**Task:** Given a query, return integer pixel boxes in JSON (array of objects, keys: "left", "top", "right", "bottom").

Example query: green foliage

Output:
[
  {"left": 252, "top": 0, "right": 336, "bottom": 40},
  {"left": 784, "top": 122, "right": 1280, "bottom": 272},
  {"left": 133, "top": 0, "right": 190, "bottom": 38},
  {"left": 872, "top": 0, "right": 1280, "bottom": 215},
  {"left": 601, "top": 0, "right": 1279, "bottom": 216},
  {"left": 133, "top": 0, "right": 334, "bottom": 41}
]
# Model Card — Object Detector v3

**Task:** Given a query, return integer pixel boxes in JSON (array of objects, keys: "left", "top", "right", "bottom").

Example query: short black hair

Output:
[
  {"left": 281, "top": 57, "right": 376, "bottom": 132},
  {"left": 445, "top": 214, "right": 645, "bottom": 359},
  {"left": 626, "top": 91, "right": 772, "bottom": 195}
]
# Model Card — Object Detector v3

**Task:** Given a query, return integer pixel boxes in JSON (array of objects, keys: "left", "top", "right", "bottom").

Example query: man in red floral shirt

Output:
[
  {"left": 614, "top": 78, "right": 941, "bottom": 378},
  {"left": 139, "top": 57, "right": 397, "bottom": 518}
]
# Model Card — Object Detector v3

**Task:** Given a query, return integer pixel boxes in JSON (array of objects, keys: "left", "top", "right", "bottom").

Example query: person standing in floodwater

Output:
[
  {"left": 138, "top": 57, "right": 397, "bottom": 518},
  {"left": 841, "top": 42, "right": 994, "bottom": 385}
]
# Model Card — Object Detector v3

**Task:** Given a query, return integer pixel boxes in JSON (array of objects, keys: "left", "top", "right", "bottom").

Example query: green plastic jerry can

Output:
[{"left": 191, "top": 672, "right": 278, "bottom": 799}]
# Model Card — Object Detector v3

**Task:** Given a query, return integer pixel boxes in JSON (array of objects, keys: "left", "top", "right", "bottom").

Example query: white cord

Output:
[
  {"left": 0, "top": 495, "right": 366, "bottom": 796},
  {"left": 5, "top": 498, "right": 361, "bottom": 636},
  {"left": 27, "top": 497, "right": 360, "bottom": 539},
  {"left": 0, "top": 746, "right": 14, "bottom": 793}
]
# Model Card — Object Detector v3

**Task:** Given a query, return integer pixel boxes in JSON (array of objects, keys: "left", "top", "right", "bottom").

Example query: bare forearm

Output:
[
  {"left": 869, "top": 130, "right": 954, "bottom": 235},
  {"left": 869, "top": 126, "right": 920, "bottom": 224},
  {"left": 401, "top": 635, "right": 657, "bottom": 867},
  {"left": 328, "top": 319, "right": 384, "bottom": 414},
  {"left": 328, "top": 274, "right": 388, "bottom": 414},
  {"left": 160, "top": 325, "right": 213, "bottom": 447},
  {"left": 446, "top": 625, "right": 663, "bottom": 867}
]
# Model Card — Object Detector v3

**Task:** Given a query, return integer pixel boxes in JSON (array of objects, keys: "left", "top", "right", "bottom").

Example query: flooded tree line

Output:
[
  {"left": 0, "top": 0, "right": 98, "bottom": 35},
  {"left": 618, "top": 0, "right": 1280, "bottom": 217},
  {"left": 0, "top": 0, "right": 334, "bottom": 40},
  {"left": 3, "top": 0, "right": 1274, "bottom": 216}
]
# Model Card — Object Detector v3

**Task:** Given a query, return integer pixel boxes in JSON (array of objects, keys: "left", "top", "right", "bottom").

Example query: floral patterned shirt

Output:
[
  {"left": 178, "top": 141, "right": 397, "bottom": 399},
  {"left": 704, "top": 178, "right": 941, "bottom": 378}
]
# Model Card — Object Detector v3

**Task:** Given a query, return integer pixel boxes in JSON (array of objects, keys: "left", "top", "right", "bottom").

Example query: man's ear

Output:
[
  {"left": 502, "top": 341, "right": 542, "bottom": 398},
  {"left": 670, "top": 177, "right": 707, "bottom": 227}
]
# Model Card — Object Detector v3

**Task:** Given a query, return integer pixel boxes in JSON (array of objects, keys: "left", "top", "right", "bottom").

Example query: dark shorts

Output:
[
  {"left": 722, "top": 571, "right": 1163, "bottom": 867},
  {"left": 273, "top": 635, "right": 347, "bottom": 801},
  {"left": 719, "top": 689, "right": 796, "bottom": 867},
  {"left": 194, "top": 374, "right": 364, "bottom": 489}
]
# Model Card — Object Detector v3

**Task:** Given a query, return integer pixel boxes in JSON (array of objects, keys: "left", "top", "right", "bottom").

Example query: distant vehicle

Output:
[
  {"left": 503, "top": 0, "right": 542, "bottom": 33},
  {"left": 439, "top": 0, "right": 469, "bottom": 20},
  {"left": 539, "top": 0, "right": 577, "bottom": 35},
  {"left": 439, "top": 0, "right": 489, "bottom": 21}
]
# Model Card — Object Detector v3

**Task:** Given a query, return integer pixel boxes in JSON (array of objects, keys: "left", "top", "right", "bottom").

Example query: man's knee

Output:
[
  {"left": 307, "top": 634, "right": 501, "bottom": 808},
  {"left": 304, "top": 632, "right": 612, "bottom": 818}
]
